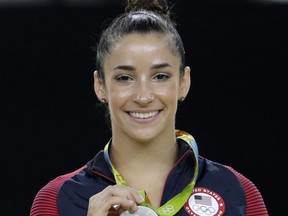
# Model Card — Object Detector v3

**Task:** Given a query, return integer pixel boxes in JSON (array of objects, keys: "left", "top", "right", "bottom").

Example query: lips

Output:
[{"left": 129, "top": 111, "right": 159, "bottom": 119}]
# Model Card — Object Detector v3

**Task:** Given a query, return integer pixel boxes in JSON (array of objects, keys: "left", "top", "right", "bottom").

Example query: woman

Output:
[{"left": 30, "top": 0, "right": 268, "bottom": 215}]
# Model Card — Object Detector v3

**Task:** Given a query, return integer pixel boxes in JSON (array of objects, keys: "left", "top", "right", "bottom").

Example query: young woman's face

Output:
[{"left": 95, "top": 33, "right": 190, "bottom": 142}]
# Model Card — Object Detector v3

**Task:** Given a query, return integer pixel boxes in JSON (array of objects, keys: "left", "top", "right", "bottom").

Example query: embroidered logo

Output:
[{"left": 184, "top": 187, "right": 225, "bottom": 216}]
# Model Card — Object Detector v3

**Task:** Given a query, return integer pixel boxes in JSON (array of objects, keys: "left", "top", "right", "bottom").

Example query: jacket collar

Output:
[{"left": 86, "top": 138, "right": 201, "bottom": 206}]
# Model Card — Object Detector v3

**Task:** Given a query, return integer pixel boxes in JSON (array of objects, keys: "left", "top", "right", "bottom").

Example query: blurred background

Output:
[{"left": 1, "top": 0, "right": 287, "bottom": 215}]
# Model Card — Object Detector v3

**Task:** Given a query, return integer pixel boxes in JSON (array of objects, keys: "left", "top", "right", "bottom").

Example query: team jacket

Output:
[{"left": 30, "top": 139, "right": 268, "bottom": 216}]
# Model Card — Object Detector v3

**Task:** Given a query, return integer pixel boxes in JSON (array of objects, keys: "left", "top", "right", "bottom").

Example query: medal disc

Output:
[{"left": 120, "top": 206, "right": 158, "bottom": 216}]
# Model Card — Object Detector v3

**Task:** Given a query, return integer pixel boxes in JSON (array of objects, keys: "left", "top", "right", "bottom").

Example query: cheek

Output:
[
  {"left": 110, "top": 85, "right": 134, "bottom": 98},
  {"left": 107, "top": 86, "right": 133, "bottom": 109},
  {"left": 156, "top": 83, "right": 179, "bottom": 100},
  {"left": 155, "top": 84, "right": 179, "bottom": 114}
]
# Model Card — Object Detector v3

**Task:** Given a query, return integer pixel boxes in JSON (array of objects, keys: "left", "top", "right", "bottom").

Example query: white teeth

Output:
[{"left": 130, "top": 111, "right": 159, "bottom": 119}]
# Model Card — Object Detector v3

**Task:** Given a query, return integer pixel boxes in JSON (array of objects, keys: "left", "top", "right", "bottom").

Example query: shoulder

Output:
[
  {"left": 199, "top": 157, "right": 242, "bottom": 181},
  {"left": 224, "top": 165, "right": 269, "bottom": 215},
  {"left": 200, "top": 157, "right": 260, "bottom": 192},
  {"left": 30, "top": 165, "right": 87, "bottom": 216},
  {"left": 199, "top": 157, "right": 268, "bottom": 215}
]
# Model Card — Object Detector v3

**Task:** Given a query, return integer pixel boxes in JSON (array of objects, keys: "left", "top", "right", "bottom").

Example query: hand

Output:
[{"left": 87, "top": 185, "right": 145, "bottom": 216}]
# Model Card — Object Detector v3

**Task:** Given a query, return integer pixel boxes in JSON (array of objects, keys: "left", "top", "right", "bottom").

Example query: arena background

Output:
[{"left": 1, "top": 0, "right": 287, "bottom": 215}]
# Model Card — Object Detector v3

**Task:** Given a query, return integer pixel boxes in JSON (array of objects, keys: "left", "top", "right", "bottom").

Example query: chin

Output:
[{"left": 129, "top": 128, "right": 161, "bottom": 142}]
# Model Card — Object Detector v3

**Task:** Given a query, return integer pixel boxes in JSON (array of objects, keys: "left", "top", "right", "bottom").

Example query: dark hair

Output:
[{"left": 95, "top": 0, "right": 186, "bottom": 83}]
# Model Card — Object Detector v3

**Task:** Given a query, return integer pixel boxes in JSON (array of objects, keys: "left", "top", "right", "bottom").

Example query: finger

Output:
[
  {"left": 88, "top": 185, "right": 144, "bottom": 215},
  {"left": 109, "top": 195, "right": 138, "bottom": 212},
  {"left": 107, "top": 185, "right": 144, "bottom": 204},
  {"left": 91, "top": 186, "right": 137, "bottom": 211}
]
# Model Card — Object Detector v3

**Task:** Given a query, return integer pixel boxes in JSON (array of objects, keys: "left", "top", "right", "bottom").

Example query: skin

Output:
[{"left": 89, "top": 33, "right": 191, "bottom": 216}]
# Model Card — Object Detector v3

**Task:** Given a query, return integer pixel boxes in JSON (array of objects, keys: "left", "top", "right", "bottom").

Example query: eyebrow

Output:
[
  {"left": 112, "top": 63, "right": 172, "bottom": 71},
  {"left": 151, "top": 63, "right": 172, "bottom": 69}
]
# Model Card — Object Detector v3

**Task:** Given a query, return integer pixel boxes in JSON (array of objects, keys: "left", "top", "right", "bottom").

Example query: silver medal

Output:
[{"left": 120, "top": 206, "right": 158, "bottom": 216}]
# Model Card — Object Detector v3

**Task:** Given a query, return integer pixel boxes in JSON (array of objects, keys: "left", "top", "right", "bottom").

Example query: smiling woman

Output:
[
  {"left": 94, "top": 33, "right": 190, "bottom": 143},
  {"left": 29, "top": 0, "right": 269, "bottom": 216}
]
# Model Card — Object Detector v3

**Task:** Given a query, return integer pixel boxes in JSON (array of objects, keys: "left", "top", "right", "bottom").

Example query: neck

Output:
[
  {"left": 107, "top": 132, "right": 179, "bottom": 208},
  {"left": 109, "top": 132, "right": 178, "bottom": 172}
]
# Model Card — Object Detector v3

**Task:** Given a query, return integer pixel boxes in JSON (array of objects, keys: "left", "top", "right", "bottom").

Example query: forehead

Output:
[
  {"left": 104, "top": 33, "right": 180, "bottom": 66},
  {"left": 114, "top": 32, "right": 166, "bottom": 48}
]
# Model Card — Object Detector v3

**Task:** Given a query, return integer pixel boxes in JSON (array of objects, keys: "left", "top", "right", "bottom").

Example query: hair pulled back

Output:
[{"left": 96, "top": 0, "right": 185, "bottom": 82}]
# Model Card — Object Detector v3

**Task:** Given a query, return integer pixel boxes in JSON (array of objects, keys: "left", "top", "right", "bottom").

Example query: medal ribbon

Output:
[{"left": 103, "top": 129, "right": 199, "bottom": 215}]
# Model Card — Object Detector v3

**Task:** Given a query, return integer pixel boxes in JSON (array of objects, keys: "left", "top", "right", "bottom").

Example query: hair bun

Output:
[{"left": 125, "top": 0, "right": 170, "bottom": 19}]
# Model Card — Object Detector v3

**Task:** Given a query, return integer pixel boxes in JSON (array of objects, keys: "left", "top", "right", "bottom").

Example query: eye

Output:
[
  {"left": 115, "top": 74, "right": 134, "bottom": 82},
  {"left": 152, "top": 73, "right": 170, "bottom": 81}
]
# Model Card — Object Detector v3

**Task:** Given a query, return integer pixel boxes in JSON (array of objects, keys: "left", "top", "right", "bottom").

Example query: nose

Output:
[{"left": 133, "top": 77, "right": 154, "bottom": 104}]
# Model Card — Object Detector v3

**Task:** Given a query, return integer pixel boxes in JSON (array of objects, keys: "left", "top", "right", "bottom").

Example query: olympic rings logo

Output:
[
  {"left": 192, "top": 204, "right": 216, "bottom": 215},
  {"left": 158, "top": 205, "right": 175, "bottom": 215}
]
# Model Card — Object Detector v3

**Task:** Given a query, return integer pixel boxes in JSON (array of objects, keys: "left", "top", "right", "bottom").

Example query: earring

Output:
[
  {"left": 101, "top": 98, "right": 107, "bottom": 103},
  {"left": 179, "top": 97, "right": 185, "bottom": 102}
]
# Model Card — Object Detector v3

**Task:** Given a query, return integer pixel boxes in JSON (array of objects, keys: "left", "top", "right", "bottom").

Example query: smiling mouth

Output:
[{"left": 129, "top": 111, "right": 160, "bottom": 119}]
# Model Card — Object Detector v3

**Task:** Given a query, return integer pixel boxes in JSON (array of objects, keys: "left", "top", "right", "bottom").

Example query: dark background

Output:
[{"left": 1, "top": 0, "right": 287, "bottom": 215}]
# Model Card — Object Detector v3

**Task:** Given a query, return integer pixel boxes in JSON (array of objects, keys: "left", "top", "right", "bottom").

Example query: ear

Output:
[
  {"left": 179, "top": 66, "right": 191, "bottom": 99},
  {"left": 93, "top": 70, "right": 106, "bottom": 102}
]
